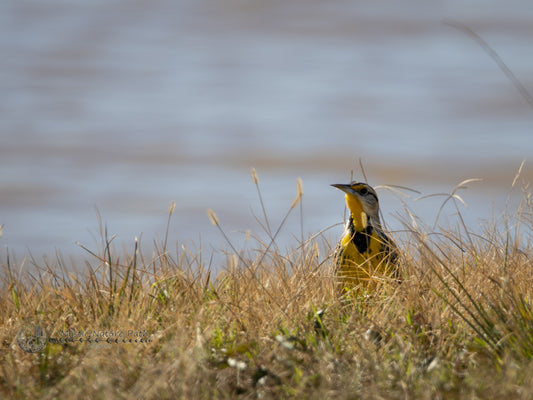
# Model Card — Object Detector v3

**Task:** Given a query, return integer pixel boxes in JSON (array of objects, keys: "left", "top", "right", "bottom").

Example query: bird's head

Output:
[{"left": 331, "top": 181, "right": 380, "bottom": 229}]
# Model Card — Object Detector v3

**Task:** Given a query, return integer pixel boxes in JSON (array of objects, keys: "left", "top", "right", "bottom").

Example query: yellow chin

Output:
[{"left": 345, "top": 194, "right": 367, "bottom": 230}]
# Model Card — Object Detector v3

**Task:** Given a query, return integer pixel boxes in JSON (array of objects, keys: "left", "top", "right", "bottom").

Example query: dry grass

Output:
[{"left": 2, "top": 172, "right": 533, "bottom": 399}]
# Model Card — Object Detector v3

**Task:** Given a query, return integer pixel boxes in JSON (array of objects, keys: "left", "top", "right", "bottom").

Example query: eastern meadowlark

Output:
[{"left": 332, "top": 181, "right": 399, "bottom": 292}]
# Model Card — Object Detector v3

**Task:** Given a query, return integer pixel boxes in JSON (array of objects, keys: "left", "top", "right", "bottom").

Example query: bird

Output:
[{"left": 331, "top": 181, "right": 399, "bottom": 293}]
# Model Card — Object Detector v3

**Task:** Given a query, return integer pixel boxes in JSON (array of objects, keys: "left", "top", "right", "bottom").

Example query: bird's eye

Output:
[{"left": 359, "top": 187, "right": 368, "bottom": 195}]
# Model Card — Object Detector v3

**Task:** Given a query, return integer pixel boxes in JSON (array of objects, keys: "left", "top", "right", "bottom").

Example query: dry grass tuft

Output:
[{"left": 2, "top": 176, "right": 533, "bottom": 399}]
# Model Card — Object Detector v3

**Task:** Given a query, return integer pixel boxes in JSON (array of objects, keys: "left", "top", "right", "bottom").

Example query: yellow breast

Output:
[{"left": 337, "top": 229, "right": 395, "bottom": 291}]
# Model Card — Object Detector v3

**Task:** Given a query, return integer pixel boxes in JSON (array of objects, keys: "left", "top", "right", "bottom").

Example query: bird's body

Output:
[{"left": 332, "top": 182, "right": 398, "bottom": 292}]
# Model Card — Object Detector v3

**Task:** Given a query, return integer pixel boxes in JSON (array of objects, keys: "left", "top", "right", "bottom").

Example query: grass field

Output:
[{"left": 2, "top": 173, "right": 533, "bottom": 399}]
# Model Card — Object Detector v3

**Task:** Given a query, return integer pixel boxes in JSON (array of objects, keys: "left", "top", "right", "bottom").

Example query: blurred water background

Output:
[{"left": 1, "top": 0, "right": 533, "bottom": 267}]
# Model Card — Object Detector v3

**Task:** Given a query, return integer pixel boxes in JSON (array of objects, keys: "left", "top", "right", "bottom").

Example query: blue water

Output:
[{"left": 1, "top": 0, "right": 532, "bottom": 266}]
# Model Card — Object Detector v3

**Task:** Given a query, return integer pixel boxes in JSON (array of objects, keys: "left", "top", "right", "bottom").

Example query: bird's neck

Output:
[{"left": 345, "top": 194, "right": 368, "bottom": 231}]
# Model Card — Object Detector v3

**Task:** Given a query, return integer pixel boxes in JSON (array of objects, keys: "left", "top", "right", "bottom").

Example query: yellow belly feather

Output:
[{"left": 337, "top": 229, "right": 395, "bottom": 291}]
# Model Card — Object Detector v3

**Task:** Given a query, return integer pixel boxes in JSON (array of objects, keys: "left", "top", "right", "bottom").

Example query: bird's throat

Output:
[{"left": 345, "top": 194, "right": 368, "bottom": 231}]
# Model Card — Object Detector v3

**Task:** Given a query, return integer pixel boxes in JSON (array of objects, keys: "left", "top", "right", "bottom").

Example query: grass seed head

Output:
[
  {"left": 207, "top": 209, "right": 219, "bottom": 226},
  {"left": 291, "top": 178, "right": 304, "bottom": 208},
  {"left": 169, "top": 201, "right": 176, "bottom": 215},
  {"left": 251, "top": 167, "right": 259, "bottom": 184}
]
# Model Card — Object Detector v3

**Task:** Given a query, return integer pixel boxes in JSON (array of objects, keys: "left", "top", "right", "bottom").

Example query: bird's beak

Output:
[{"left": 331, "top": 183, "right": 353, "bottom": 194}]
